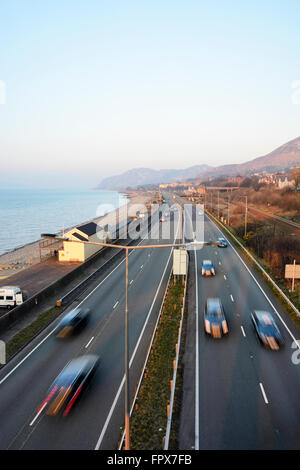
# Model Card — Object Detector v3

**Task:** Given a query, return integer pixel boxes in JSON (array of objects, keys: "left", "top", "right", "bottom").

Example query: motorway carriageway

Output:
[
  {"left": 0, "top": 197, "right": 180, "bottom": 450},
  {"left": 182, "top": 202, "right": 300, "bottom": 450}
]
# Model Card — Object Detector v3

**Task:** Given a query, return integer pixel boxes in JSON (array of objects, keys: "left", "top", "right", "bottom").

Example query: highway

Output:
[
  {"left": 0, "top": 196, "right": 180, "bottom": 449},
  {"left": 2, "top": 192, "right": 300, "bottom": 451},
  {"left": 180, "top": 201, "right": 300, "bottom": 450}
]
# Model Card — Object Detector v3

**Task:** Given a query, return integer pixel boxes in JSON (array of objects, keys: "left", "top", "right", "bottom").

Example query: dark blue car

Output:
[
  {"left": 251, "top": 310, "right": 284, "bottom": 350},
  {"left": 217, "top": 237, "right": 227, "bottom": 247}
]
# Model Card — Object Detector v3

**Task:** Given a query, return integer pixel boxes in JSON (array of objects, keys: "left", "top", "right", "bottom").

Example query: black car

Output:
[
  {"left": 251, "top": 310, "right": 284, "bottom": 350},
  {"left": 217, "top": 237, "right": 227, "bottom": 247},
  {"left": 39, "top": 355, "right": 99, "bottom": 417},
  {"left": 204, "top": 298, "right": 228, "bottom": 338},
  {"left": 56, "top": 307, "right": 90, "bottom": 338}
]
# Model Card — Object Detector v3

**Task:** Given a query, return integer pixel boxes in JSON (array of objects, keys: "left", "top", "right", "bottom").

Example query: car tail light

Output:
[
  {"left": 38, "top": 385, "right": 58, "bottom": 412},
  {"left": 205, "top": 320, "right": 211, "bottom": 333},
  {"left": 63, "top": 386, "right": 83, "bottom": 416},
  {"left": 222, "top": 320, "right": 228, "bottom": 334}
]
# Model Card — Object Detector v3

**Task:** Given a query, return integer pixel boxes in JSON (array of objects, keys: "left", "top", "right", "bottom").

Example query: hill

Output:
[
  {"left": 96, "top": 165, "right": 212, "bottom": 190},
  {"left": 197, "top": 136, "right": 300, "bottom": 180}
]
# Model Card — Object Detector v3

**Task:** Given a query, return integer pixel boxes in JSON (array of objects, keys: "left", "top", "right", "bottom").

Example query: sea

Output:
[{"left": 0, "top": 188, "right": 128, "bottom": 255}]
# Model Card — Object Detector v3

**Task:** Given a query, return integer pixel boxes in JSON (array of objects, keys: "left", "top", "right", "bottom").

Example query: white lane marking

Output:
[
  {"left": 29, "top": 402, "right": 47, "bottom": 427},
  {"left": 259, "top": 383, "right": 269, "bottom": 404},
  {"left": 0, "top": 228, "right": 155, "bottom": 386},
  {"left": 206, "top": 212, "right": 300, "bottom": 352},
  {"left": 224, "top": 274, "right": 227, "bottom": 280},
  {"left": 85, "top": 336, "right": 94, "bottom": 349},
  {"left": 230, "top": 294, "right": 234, "bottom": 302},
  {"left": 113, "top": 301, "right": 119, "bottom": 309},
  {"left": 194, "top": 247, "right": 199, "bottom": 450},
  {"left": 94, "top": 215, "right": 181, "bottom": 450},
  {"left": 241, "top": 326, "right": 246, "bottom": 337},
  {"left": 130, "top": 280, "right": 133, "bottom": 285},
  {"left": 185, "top": 205, "right": 199, "bottom": 450}
]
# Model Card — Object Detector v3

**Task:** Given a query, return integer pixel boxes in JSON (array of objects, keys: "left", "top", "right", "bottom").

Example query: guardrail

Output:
[
  {"left": 118, "top": 252, "right": 174, "bottom": 450},
  {"left": 164, "top": 256, "right": 188, "bottom": 449},
  {"left": 0, "top": 211, "right": 157, "bottom": 334},
  {"left": 207, "top": 210, "right": 300, "bottom": 318}
]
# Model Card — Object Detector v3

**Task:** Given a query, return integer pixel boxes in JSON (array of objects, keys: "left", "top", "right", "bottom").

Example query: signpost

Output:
[{"left": 285, "top": 260, "right": 300, "bottom": 291}]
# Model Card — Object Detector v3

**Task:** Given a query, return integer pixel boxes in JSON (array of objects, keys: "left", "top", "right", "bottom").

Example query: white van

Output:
[{"left": 0, "top": 286, "right": 24, "bottom": 309}]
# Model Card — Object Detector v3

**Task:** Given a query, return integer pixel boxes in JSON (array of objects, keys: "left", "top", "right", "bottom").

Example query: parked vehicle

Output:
[{"left": 0, "top": 286, "right": 24, "bottom": 309}]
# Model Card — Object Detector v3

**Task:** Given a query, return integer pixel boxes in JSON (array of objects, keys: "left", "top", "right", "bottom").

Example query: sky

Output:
[{"left": 0, "top": 0, "right": 300, "bottom": 189}]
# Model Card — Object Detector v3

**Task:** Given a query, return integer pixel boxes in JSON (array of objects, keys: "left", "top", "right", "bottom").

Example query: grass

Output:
[
  {"left": 130, "top": 277, "right": 185, "bottom": 450},
  {"left": 6, "top": 305, "right": 63, "bottom": 360}
]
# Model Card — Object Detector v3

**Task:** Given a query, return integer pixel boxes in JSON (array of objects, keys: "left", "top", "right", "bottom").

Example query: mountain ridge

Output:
[{"left": 96, "top": 135, "right": 300, "bottom": 189}]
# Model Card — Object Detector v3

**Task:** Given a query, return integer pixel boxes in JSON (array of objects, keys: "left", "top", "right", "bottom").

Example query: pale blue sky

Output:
[{"left": 0, "top": 0, "right": 299, "bottom": 188}]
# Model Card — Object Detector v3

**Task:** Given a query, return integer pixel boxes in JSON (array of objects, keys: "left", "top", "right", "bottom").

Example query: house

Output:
[
  {"left": 277, "top": 176, "right": 295, "bottom": 189},
  {"left": 58, "top": 221, "right": 109, "bottom": 262}
]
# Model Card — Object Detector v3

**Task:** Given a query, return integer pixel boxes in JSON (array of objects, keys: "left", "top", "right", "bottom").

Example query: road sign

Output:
[
  {"left": 285, "top": 264, "right": 300, "bottom": 279},
  {"left": 173, "top": 249, "right": 188, "bottom": 275}
]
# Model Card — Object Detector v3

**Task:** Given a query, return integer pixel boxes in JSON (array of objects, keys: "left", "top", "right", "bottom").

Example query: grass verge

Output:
[
  {"left": 6, "top": 306, "right": 63, "bottom": 360},
  {"left": 130, "top": 277, "right": 185, "bottom": 450}
]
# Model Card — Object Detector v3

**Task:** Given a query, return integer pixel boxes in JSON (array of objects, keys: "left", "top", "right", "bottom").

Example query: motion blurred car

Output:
[
  {"left": 56, "top": 307, "right": 90, "bottom": 338},
  {"left": 204, "top": 298, "right": 228, "bottom": 338},
  {"left": 251, "top": 310, "right": 284, "bottom": 350},
  {"left": 39, "top": 355, "right": 99, "bottom": 417},
  {"left": 201, "top": 259, "right": 215, "bottom": 276},
  {"left": 217, "top": 237, "right": 228, "bottom": 247}
]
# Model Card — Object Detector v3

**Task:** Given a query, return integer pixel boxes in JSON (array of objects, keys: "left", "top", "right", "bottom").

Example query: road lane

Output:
[
  {"left": 0, "top": 199, "right": 181, "bottom": 449},
  {"left": 195, "top": 211, "right": 300, "bottom": 449}
]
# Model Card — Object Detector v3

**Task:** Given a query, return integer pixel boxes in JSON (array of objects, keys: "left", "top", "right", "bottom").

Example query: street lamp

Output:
[
  {"left": 41, "top": 221, "right": 220, "bottom": 450},
  {"left": 244, "top": 196, "right": 248, "bottom": 237}
]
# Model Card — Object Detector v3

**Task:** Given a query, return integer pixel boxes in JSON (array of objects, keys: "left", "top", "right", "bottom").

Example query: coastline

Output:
[{"left": 0, "top": 189, "right": 156, "bottom": 277}]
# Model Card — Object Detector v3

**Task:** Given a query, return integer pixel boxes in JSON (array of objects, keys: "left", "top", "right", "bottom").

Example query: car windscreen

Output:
[{"left": 207, "top": 306, "right": 223, "bottom": 319}]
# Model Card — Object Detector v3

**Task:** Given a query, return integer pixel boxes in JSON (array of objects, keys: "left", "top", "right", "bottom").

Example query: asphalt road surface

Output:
[
  {"left": 0, "top": 196, "right": 180, "bottom": 450},
  {"left": 180, "top": 200, "right": 300, "bottom": 450}
]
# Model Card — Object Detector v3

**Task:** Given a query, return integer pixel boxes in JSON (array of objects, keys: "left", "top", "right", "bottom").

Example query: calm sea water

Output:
[{"left": 0, "top": 189, "right": 128, "bottom": 255}]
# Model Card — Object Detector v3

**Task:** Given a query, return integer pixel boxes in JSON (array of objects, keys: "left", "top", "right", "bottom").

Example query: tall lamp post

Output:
[
  {"left": 42, "top": 214, "right": 220, "bottom": 450},
  {"left": 244, "top": 196, "right": 248, "bottom": 237}
]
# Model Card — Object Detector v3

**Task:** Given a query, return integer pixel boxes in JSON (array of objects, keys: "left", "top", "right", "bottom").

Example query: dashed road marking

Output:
[
  {"left": 85, "top": 336, "right": 94, "bottom": 348},
  {"left": 259, "top": 383, "right": 269, "bottom": 404}
]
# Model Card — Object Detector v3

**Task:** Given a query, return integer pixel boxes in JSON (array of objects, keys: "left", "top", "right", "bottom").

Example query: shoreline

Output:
[{"left": 0, "top": 190, "right": 156, "bottom": 273}]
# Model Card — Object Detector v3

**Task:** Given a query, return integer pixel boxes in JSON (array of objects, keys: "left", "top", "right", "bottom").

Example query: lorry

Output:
[{"left": 0, "top": 286, "right": 24, "bottom": 309}]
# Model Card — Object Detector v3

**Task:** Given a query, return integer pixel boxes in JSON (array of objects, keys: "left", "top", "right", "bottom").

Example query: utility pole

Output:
[
  {"left": 244, "top": 196, "right": 248, "bottom": 237},
  {"left": 292, "top": 259, "right": 296, "bottom": 292},
  {"left": 228, "top": 194, "right": 230, "bottom": 225}
]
